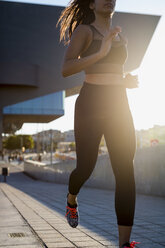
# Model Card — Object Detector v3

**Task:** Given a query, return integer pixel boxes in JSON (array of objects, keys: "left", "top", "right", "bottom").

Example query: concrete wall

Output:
[{"left": 24, "top": 144, "right": 165, "bottom": 197}]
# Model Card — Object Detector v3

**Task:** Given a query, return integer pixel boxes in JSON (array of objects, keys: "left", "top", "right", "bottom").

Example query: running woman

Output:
[{"left": 57, "top": 1, "right": 140, "bottom": 247}]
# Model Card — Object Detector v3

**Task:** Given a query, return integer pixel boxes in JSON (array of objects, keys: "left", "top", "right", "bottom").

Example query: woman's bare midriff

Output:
[{"left": 85, "top": 73, "right": 125, "bottom": 85}]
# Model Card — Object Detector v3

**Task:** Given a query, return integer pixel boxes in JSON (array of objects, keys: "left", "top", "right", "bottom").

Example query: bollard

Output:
[{"left": 2, "top": 167, "right": 9, "bottom": 182}]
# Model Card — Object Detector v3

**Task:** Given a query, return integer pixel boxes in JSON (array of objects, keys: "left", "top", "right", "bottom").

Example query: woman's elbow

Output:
[
  {"left": 61, "top": 66, "right": 69, "bottom": 77},
  {"left": 61, "top": 66, "right": 74, "bottom": 77},
  {"left": 61, "top": 69, "right": 67, "bottom": 77},
  {"left": 61, "top": 62, "right": 71, "bottom": 77}
]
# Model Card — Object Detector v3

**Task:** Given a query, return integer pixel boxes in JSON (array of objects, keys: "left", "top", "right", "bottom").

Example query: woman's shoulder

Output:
[{"left": 74, "top": 24, "right": 93, "bottom": 37}]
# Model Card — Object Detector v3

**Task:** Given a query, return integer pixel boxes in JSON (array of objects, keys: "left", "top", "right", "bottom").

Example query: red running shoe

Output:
[
  {"left": 65, "top": 193, "right": 79, "bottom": 228},
  {"left": 122, "top": 241, "right": 141, "bottom": 248}
]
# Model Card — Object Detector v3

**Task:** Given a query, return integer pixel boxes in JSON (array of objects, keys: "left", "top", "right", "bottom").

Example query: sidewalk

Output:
[{"left": 0, "top": 161, "right": 165, "bottom": 248}]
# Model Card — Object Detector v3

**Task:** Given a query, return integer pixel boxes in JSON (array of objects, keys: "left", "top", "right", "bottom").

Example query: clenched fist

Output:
[
  {"left": 98, "top": 26, "right": 122, "bottom": 59},
  {"left": 124, "top": 73, "right": 139, "bottom": 89}
]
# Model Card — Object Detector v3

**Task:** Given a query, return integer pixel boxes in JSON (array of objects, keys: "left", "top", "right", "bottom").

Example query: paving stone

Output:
[
  {"left": 90, "top": 235, "right": 117, "bottom": 242},
  {"left": 73, "top": 240, "right": 104, "bottom": 246},
  {"left": 0, "top": 246, "right": 43, "bottom": 248},
  {"left": 67, "top": 236, "right": 97, "bottom": 242},
  {"left": 136, "top": 243, "right": 164, "bottom": 248},
  {"left": 45, "top": 242, "right": 76, "bottom": 247},
  {"left": 64, "top": 233, "right": 89, "bottom": 238},
  {"left": 42, "top": 236, "right": 70, "bottom": 242},
  {"left": 37, "top": 233, "right": 63, "bottom": 238},
  {"left": 76, "top": 245, "right": 103, "bottom": 248},
  {"left": 149, "top": 235, "right": 165, "bottom": 243}
]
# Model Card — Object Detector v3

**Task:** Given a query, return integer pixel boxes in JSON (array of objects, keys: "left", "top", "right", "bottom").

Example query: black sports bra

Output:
[{"left": 80, "top": 24, "right": 128, "bottom": 74}]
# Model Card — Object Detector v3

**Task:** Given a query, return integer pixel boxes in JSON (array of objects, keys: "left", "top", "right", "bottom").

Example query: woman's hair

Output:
[{"left": 56, "top": 0, "right": 95, "bottom": 46}]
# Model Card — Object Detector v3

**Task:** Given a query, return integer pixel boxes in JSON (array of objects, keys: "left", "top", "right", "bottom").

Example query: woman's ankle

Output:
[
  {"left": 120, "top": 241, "right": 130, "bottom": 248},
  {"left": 67, "top": 193, "right": 78, "bottom": 205}
]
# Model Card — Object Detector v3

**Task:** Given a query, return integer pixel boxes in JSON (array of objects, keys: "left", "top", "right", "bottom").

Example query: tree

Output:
[
  {"left": 4, "top": 135, "right": 34, "bottom": 150},
  {"left": 69, "top": 142, "right": 76, "bottom": 151}
]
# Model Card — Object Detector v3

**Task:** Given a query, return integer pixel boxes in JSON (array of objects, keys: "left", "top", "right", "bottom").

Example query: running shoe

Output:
[
  {"left": 122, "top": 241, "right": 141, "bottom": 248},
  {"left": 65, "top": 193, "right": 79, "bottom": 228}
]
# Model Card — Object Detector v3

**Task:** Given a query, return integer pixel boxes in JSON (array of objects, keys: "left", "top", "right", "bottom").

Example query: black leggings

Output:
[{"left": 68, "top": 81, "right": 136, "bottom": 226}]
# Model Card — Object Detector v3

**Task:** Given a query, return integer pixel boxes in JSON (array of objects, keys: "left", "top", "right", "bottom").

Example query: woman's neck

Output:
[{"left": 93, "top": 14, "right": 112, "bottom": 31}]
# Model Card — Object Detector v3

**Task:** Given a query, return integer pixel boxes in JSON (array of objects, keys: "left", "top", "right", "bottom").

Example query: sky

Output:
[{"left": 4, "top": 0, "right": 165, "bottom": 135}]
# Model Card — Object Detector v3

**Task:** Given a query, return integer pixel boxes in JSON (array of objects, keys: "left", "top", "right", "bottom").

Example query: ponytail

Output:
[{"left": 56, "top": 0, "right": 95, "bottom": 46}]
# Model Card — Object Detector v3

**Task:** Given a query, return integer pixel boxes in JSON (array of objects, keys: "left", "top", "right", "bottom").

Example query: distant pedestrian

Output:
[
  {"left": 0, "top": 150, "right": 4, "bottom": 160},
  {"left": 38, "top": 154, "right": 42, "bottom": 162}
]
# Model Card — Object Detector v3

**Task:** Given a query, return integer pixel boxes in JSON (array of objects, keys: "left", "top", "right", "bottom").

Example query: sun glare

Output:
[{"left": 127, "top": 22, "right": 165, "bottom": 130}]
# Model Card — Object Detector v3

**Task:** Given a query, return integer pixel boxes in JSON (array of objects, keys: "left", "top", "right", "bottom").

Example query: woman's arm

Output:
[
  {"left": 61, "top": 24, "right": 120, "bottom": 77},
  {"left": 61, "top": 24, "right": 102, "bottom": 77}
]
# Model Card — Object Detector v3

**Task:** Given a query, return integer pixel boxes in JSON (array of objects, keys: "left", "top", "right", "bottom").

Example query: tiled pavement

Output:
[{"left": 0, "top": 161, "right": 165, "bottom": 248}]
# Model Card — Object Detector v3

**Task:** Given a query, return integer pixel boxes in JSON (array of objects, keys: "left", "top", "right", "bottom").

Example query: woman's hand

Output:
[
  {"left": 98, "top": 26, "right": 122, "bottom": 58},
  {"left": 124, "top": 73, "right": 139, "bottom": 89}
]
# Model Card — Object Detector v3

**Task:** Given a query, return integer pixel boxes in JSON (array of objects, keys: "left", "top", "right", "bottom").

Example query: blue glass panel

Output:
[{"left": 3, "top": 91, "right": 65, "bottom": 115}]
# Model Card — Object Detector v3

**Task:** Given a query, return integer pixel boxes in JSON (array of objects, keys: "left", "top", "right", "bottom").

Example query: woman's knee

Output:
[{"left": 71, "top": 166, "right": 93, "bottom": 181}]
